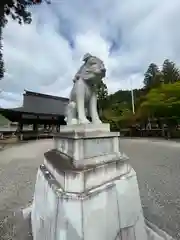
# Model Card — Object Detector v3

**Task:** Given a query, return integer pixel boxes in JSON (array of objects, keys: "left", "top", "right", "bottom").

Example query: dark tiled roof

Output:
[
  {"left": 24, "top": 90, "right": 69, "bottom": 102},
  {"left": 23, "top": 90, "right": 69, "bottom": 115},
  {"left": 0, "top": 90, "right": 69, "bottom": 116}
]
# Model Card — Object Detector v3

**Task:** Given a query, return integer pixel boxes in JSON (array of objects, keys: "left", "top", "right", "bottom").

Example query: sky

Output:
[{"left": 0, "top": 0, "right": 180, "bottom": 108}]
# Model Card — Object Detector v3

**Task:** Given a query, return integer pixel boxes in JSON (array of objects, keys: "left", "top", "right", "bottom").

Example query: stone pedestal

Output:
[{"left": 31, "top": 124, "right": 148, "bottom": 240}]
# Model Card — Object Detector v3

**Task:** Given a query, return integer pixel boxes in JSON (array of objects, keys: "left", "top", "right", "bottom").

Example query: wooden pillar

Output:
[
  {"left": 0, "top": 133, "right": 4, "bottom": 139},
  {"left": 56, "top": 124, "right": 60, "bottom": 133},
  {"left": 17, "top": 122, "right": 23, "bottom": 141},
  {"left": 33, "top": 123, "right": 38, "bottom": 131},
  {"left": 52, "top": 125, "right": 55, "bottom": 132},
  {"left": 33, "top": 123, "right": 38, "bottom": 139}
]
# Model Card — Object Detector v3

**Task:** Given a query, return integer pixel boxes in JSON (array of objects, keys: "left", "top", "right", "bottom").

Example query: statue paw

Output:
[
  {"left": 78, "top": 118, "right": 90, "bottom": 124},
  {"left": 92, "top": 119, "right": 102, "bottom": 124},
  {"left": 71, "top": 118, "right": 78, "bottom": 124}
]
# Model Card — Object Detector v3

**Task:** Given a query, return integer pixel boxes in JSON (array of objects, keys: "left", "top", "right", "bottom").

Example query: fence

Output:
[
  {"left": 0, "top": 129, "right": 54, "bottom": 141},
  {"left": 120, "top": 127, "right": 180, "bottom": 139}
]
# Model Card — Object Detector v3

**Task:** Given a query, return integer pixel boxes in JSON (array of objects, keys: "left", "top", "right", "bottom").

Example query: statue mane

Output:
[{"left": 73, "top": 53, "right": 105, "bottom": 83}]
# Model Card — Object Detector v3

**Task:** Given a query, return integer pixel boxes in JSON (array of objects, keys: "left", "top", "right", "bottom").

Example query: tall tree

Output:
[
  {"left": 103, "top": 101, "right": 134, "bottom": 130},
  {"left": 96, "top": 80, "right": 108, "bottom": 111},
  {"left": 136, "top": 82, "right": 180, "bottom": 120},
  {"left": 162, "top": 59, "right": 180, "bottom": 84},
  {"left": 0, "top": 12, "right": 4, "bottom": 79},
  {"left": 0, "top": 0, "right": 49, "bottom": 80},
  {"left": 144, "top": 63, "right": 161, "bottom": 89}
]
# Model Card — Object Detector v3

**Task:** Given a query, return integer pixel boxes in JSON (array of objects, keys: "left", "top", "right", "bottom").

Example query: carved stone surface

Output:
[
  {"left": 31, "top": 160, "right": 172, "bottom": 240},
  {"left": 53, "top": 125, "right": 124, "bottom": 168},
  {"left": 60, "top": 123, "right": 110, "bottom": 133},
  {"left": 43, "top": 149, "right": 130, "bottom": 192},
  {"left": 31, "top": 163, "right": 148, "bottom": 240},
  {"left": 83, "top": 137, "right": 113, "bottom": 158},
  {"left": 65, "top": 53, "right": 106, "bottom": 125},
  {"left": 30, "top": 128, "right": 170, "bottom": 240}
]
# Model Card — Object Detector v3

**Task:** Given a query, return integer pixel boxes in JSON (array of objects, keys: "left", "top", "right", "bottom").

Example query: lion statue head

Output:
[{"left": 73, "top": 53, "right": 106, "bottom": 84}]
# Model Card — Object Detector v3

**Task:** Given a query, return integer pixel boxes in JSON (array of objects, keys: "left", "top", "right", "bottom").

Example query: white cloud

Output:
[
  {"left": 0, "top": 0, "right": 180, "bottom": 107},
  {"left": 0, "top": 90, "right": 22, "bottom": 108}
]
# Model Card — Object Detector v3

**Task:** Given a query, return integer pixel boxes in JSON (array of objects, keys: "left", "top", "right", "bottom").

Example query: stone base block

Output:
[
  {"left": 43, "top": 149, "right": 129, "bottom": 193},
  {"left": 60, "top": 123, "right": 110, "bottom": 133},
  {"left": 31, "top": 162, "right": 148, "bottom": 240},
  {"left": 54, "top": 128, "right": 124, "bottom": 168}
]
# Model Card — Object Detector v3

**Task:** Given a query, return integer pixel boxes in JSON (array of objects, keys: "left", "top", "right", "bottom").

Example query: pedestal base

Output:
[
  {"left": 31, "top": 125, "right": 148, "bottom": 239},
  {"left": 53, "top": 126, "right": 123, "bottom": 168},
  {"left": 60, "top": 123, "right": 110, "bottom": 133},
  {"left": 31, "top": 161, "right": 148, "bottom": 240}
]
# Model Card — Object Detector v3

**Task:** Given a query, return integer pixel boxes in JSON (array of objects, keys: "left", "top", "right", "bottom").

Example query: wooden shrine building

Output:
[{"left": 0, "top": 90, "right": 69, "bottom": 139}]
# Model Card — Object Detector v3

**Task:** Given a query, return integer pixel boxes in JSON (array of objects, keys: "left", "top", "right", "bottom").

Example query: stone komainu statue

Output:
[{"left": 65, "top": 53, "right": 106, "bottom": 125}]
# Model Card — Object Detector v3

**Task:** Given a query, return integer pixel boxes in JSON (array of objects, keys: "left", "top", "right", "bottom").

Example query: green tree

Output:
[
  {"left": 136, "top": 89, "right": 166, "bottom": 119},
  {"left": 102, "top": 101, "right": 134, "bottom": 130},
  {"left": 136, "top": 82, "right": 180, "bottom": 119},
  {"left": 162, "top": 59, "right": 180, "bottom": 84},
  {"left": 96, "top": 80, "right": 108, "bottom": 111},
  {"left": 0, "top": 0, "right": 49, "bottom": 79},
  {"left": 108, "top": 89, "right": 131, "bottom": 105},
  {"left": 144, "top": 63, "right": 161, "bottom": 89}
]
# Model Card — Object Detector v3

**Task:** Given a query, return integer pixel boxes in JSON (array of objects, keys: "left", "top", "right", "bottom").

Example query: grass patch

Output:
[{"left": 0, "top": 114, "right": 9, "bottom": 126}]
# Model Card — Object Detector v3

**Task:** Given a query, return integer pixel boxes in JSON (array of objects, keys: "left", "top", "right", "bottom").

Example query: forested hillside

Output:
[{"left": 99, "top": 59, "right": 180, "bottom": 129}]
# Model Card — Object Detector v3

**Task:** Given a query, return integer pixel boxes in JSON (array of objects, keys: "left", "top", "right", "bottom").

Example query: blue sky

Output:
[{"left": 1, "top": 0, "right": 180, "bottom": 107}]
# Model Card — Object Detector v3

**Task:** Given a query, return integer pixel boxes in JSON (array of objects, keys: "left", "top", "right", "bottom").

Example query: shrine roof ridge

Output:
[{"left": 24, "top": 90, "right": 69, "bottom": 102}]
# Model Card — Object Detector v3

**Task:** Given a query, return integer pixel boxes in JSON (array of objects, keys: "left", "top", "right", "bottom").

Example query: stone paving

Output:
[{"left": 0, "top": 138, "right": 179, "bottom": 239}]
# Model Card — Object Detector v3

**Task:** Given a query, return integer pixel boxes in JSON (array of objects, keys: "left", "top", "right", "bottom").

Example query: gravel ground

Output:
[
  {"left": 120, "top": 138, "right": 180, "bottom": 240},
  {"left": 0, "top": 139, "right": 53, "bottom": 239},
  {"left": 0, "top": 138, "right": 179, "bottom": 239}
]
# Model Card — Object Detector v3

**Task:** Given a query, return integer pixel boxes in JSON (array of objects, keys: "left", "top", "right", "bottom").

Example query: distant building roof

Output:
[
  {"left": 0, "top": 90, "right": 69, "bottom": 123},
  {"left": 22, "top": 90, "right": 69, "bottom": 115},
  {"left": 24, "top": 90, "right": 69, "bottom": 102}
]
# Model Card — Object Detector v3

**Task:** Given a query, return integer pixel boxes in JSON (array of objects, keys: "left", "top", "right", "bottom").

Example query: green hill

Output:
[
  {"left": 0, "top": 114, "right": 9, "bottom": 126},
  {"left": 108, "top": 88, "right": 144, "bottom": 107}
]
